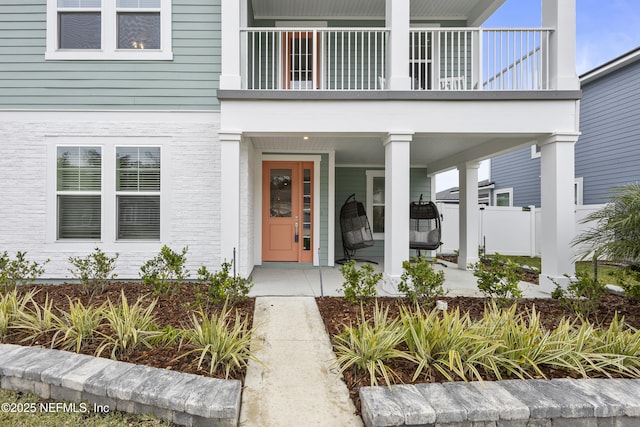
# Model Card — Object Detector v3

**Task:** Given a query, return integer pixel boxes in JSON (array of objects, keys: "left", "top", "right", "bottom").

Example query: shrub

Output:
[
  {"left": 469, "top": 253, "right": 523, "bottom": 305},
  {"left": 52, "top": 298, "right": 105, "bottom": 353},
  {"left": 334, "top": 303, "right": 412, "bottom": 386},
  {"left": 178, "top": 304, "right": 258, "bottom": 378},
  {"left": 0, "top": 251, "right": 48, "bottom": 291},
  {"left": 197, "top": 260, "right": 253, "bottom": 305},
  {"left": 97, "top": 291, "right": 161, "bottom": 359},
  {"left": 0, "top": 289, "right": 35, "bottom": 340},
  {"left": 551, "top": 272, "right": 606, "bottom": 317},
  {"left": 339, "top": 260, "right": 381, "bottom": 303},
  {"left": 398, "top": 256, "right": 447, "bottom": 306},
  {"left": 13, "top": 294, "right": 61, "bottom": 344},
  {"left": 68, "top": 247, "right": 119, "bottom": 295},
  {"left": 140, "top": 245, "right": 189, "bottom": 295},
  {"left": 614, "top": 266, "right": 640, "bottom": 301}
]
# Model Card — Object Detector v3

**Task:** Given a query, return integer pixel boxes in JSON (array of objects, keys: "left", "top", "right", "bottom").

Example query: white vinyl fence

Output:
[{"left": 437, "top": 203, "right": 606, "bottom": 257}]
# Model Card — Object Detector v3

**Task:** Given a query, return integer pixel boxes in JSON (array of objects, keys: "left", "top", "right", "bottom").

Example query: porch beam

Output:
[
  {"left": 220, "top": 131, "right": 243, "bottom": 266},
  {"left": 385, "top": 0, "right": 411, "bottom": 90},
  {"left": 383, "top": 132, "right": 413, "bottom": 288},
  {"left": 539, "top": 132, "right": 579, "bottom": 292},
  {"left": 458, "top": 161, "right": 481, "bottom": 269}
]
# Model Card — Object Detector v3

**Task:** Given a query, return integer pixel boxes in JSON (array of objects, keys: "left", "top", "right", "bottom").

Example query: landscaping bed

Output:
[
  {"left": 316, "top": 294, "right": 640, "bottom": 413},
  {"left": 1, "top": 281, "right": 255, "bottom": 382}
]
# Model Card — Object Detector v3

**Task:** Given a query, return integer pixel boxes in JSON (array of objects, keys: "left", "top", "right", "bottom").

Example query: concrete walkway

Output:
[{"left": 240, "top": 297, "right": 363, "bottom": 427}]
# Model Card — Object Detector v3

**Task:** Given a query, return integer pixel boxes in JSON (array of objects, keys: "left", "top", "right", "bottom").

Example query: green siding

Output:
[
  {"left": 334, "top": 167, "right": 431, "bottom": 262},
  {"left": 0, "top": 1, "right": 221, "bottom": 110}
]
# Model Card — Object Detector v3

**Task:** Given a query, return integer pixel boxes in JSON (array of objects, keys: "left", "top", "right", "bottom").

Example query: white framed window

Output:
[
  {"left": 494, "top": 188, "right": 513, "bottom": 207},
  {"left": 46, "top": 0, "right": 173, "bottom": 61},
  {"left": 48, "top": 138, "right": 166, "bottom": 246},
  {"left": 531, "top": 144, "right": 541, "bottom": 159},
  {"left": 575, "top": 177, "right": 583, "bottom": 205},
  {"left": 116, "top": 146, "right": 161, "bottom": 240},
  {"left": 365, "top": 170, "right": 385, "bottom": 240},
  {"left": 56, "top": 146, "right": 102, "bottom": 239}
]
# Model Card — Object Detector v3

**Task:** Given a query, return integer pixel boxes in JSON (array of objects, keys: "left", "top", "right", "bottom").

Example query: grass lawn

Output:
[
  {"left": 0, "top": 389, "right": 170, "bottom": 427},
  {"left": 504, "top": 255, "right": 639, "bottom": 287}
]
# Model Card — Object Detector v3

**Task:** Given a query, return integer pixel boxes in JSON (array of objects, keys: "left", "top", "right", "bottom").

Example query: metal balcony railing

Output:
[{"left": 242, "top": 27, "right": 553, "bottom": 91}]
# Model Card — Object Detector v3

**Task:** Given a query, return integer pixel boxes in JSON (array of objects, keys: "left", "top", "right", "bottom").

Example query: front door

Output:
[{"left": 262, "top": 161, "right": 313, "bottom": 262}]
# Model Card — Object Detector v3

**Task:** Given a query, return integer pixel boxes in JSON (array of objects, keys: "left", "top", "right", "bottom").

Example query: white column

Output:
[
  {"left": 220, "top": 131, "right": 243, "bottom": 264},
  {"left": 458, "top": 162, "right": 480, "bottom": 269},
  {"left": 383, "top": 133, "right": 412, "bottom": 289},
  {"left": 539, "top": 133, "right": 579, "bottom": 292},
  {"left": 542, "top": 0, "right": 579, "bottom": 90},
  {"left": 385, "top": 0, "right": 411, "bottom": 90},
  {"left": 220, "top": 0, "right": 242, "bottom": 89}
]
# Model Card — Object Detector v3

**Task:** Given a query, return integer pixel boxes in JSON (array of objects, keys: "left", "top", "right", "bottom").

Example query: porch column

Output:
[
  {"left": 542, "top": 0, "right": 579, "bottom": 90},
  {"left": 383, "top": 133, "right": 412, "bottom": 288},
  {"left": 220, "top": 0, "right": 242, "bottom": 89},
  {"left": 458, "top": 162, "right": 480, "bottom": 269},
  {"left": 539, "top": 133, "right": 579, "bottom": 292},
  {"left": 385, "top": 0, "right": 411, "bottom": 90},
  {"left": 220, "top": 131, "right": 243, "bottom": 264}
]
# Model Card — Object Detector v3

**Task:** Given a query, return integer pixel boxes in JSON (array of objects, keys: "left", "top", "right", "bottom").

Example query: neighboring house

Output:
[
  {"left": 491, "top": 47, "right": 640, "bottom": 208},
  {"left": 0, "top": 0, "right": 581, "bottom": 291},
  {"left": 436, "top": 180, "right": 495, "bottom": 205}
]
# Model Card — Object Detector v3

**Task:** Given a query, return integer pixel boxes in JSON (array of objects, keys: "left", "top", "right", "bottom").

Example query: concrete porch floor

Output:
[{"left": 248, "top": 259, "right": 549, "bottom": 299}]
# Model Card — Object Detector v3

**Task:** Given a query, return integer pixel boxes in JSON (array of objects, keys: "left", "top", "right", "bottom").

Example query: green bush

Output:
[
  {"left": 68, "top": 247, "right": 119, "bottom": 295},
  {"left": 398, "top": 256, "right": 447, "bottom": 306},
  {"left": 551, "top": 272, "right": 606, "bottom": 317},
  {"left": 614, "top": 266, "right": 640, "bottom": 301},
  {"left": 469, "top": 253, "right": 523, "bottom": 305},
  {"left": 140, "top": 245, "right": 189, "bottom": 295},
  {"left": 339, "top": 260, "right": 381, "bottom": 303},
  {"left": 0, "top": 251, "right": 48, "bottom": 291},
  {"left": 197, "top": 261, "right": 253, "bottom": 305}
]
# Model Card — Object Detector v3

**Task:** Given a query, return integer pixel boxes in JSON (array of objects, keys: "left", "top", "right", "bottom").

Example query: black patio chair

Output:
[{"left": 336, "top": 193, "right": 377, "bottom": 264}]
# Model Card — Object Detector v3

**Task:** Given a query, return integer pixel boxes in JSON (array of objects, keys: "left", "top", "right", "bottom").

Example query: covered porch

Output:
[{"left": 247, "top": 259, "right": 549, "bottom": 298}]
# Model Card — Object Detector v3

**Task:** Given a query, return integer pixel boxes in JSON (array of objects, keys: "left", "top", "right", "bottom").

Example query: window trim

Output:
[
  {"left": 115, "top": 145, "right": 162, "bottom": 241},
  {"left": 530, "top": 144, "right": 541, "bottom": 159},
  {"left": 493, "top": 187, "right": 513, "bottom": 207},
  {"left": 47, "top": 137, "right": 169, "bottom": 250},
  {"left": 45, "top": 0, "right": 173, "bottom": 61},
  {"left": 365, "top": 170, "right": 385, "bottom": 240},
  {"left": 575, "top": 177, "right": 584, "bottom": 206},
  {"left": 55, "top": 145, "right": 104, "bottom": 241}
]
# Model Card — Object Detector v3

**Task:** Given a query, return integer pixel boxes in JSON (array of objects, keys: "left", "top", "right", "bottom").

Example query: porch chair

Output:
[
  {"left": 336, "top": 193, "right": 377, "bottom": 265},
  {"left": 410, "top": 194, "right": 447, "bottom": 267}
]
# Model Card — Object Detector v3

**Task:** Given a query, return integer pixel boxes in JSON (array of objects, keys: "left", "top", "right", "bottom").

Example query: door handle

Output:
[{"left": 294, "top": 216, "right": 299, "bottom": 242}]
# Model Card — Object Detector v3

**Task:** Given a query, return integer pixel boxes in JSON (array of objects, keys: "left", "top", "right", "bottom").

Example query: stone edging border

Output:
[
  {"left": 360, "top": 378, "right": 640, "bottom": 427},
  {"left": 0, "top": 343, "right": 240, "bottom": 427}
]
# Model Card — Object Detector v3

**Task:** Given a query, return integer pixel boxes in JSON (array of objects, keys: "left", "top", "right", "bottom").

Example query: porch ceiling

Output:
[
  {"left": 249, "top": 132, "right": 540, "bottom": 173},
  {"left": 250, "top": 0, "right": 506, "bottom": 25}
]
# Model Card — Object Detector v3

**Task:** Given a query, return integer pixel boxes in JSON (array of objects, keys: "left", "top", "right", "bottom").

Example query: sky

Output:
[{"left": 435, "top": 0, "right": 640, "bottom": 192}]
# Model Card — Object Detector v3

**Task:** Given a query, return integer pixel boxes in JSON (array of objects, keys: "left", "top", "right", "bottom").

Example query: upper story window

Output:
[{"left": 46, "top": 0, "right": 173, "bottom": 61}]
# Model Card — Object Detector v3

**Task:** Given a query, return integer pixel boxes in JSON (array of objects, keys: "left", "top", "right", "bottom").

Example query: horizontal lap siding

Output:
[
  {"left": 491, "top": 148, "right": 541, "bottom": 207},
  {"left": 0, "top": 1, "right": 221, "bottom": 110},
  {"left": 577, "top": 60, "right": 640, "bottom": 204}
]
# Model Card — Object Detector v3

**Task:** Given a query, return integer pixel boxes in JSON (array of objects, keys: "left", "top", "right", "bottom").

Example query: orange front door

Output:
[{"left": 262, "top": 161, "right": 313, "bottom": 262}]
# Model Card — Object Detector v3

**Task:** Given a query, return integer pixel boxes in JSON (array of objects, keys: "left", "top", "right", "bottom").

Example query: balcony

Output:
[{"left": 242, "top": 27, "right": 553, "bottom": 91}]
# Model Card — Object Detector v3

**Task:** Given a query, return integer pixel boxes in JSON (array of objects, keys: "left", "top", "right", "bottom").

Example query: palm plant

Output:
[{"left": 573, "top": 183, "right": 640, "bottom": 263}]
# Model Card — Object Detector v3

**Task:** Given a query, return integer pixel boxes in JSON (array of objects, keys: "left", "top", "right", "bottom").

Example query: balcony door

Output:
[
  {"left": 262, "top": 161, "right": 314, "bottom": 262},
  {"left": 283, "top": 32, "right": 319, "bottom": 89}
]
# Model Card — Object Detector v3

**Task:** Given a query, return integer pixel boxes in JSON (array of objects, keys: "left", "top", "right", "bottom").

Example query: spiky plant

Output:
[
  {"left": 177, "top": 302, "right": 258, "bottom": 378},
  {"left": 52, "top": 298, "right": 105, "bottom": 353}
]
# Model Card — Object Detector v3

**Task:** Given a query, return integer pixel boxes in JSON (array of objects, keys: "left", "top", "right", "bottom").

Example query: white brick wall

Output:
[{"left": 0, "top": 112, "right": 223, "bottom": 279}]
